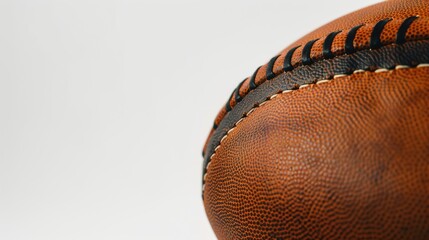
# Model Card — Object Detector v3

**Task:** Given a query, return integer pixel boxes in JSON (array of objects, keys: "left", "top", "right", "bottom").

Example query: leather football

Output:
[{"left": 202, "top": 0, "right": 429, "bottom": 239}]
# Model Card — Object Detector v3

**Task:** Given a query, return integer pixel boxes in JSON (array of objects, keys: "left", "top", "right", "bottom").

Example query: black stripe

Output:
[
  {"left": 213, "top": 122, "right": 218, "bottom": 130},
  {"left": 397, "top": 16, "right": 419, "bottom": 44},
  {"left": 370, "top": 18, "right": 392, "bottom": 49},
  {"left": 283, "top": 46, "right": 300, "bottom": 71},
  {"left": 323, "top": 31, "right": 342, "bottom": 59},
  {"left": 302, "top": 39, "right": 318, "bottom": 65},
  {"left": 266, "top": 55, "right": 280, "bottom": 80},
  {"left": 234, "top": 78, "right": 247, "bottom": 103},
  {"left": 345, "top": 24, "right": 364, "bottom": 54},
  {"left": 249, "top": 66, "right": 262, "bottom": 90}
]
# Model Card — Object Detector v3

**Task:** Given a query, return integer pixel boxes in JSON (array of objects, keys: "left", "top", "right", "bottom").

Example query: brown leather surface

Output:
[
  {"left": 204, "top": 66, "right": 429, "bottom": 239},
  {"left": 287, "top": 0, "right": 428, "bottom": 49},
  {"left": 203, "top": 0, "right": 429, "bottom": 239},
  {"left": 203, "top": 0, "right": 429, "bottom": 156}
]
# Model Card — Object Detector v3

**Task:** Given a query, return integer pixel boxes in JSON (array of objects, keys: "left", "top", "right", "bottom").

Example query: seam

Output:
[
  {"left": 267, "top": 55, "right": 281, "bottom": 80},
  {"left": 249, "top": 66, "right": 262, "bottom": 91},
  {"left": 210, "top": 15, "right": 426, "bottom": 150},
  {"left": 202, "top": 63, "right": 429, "bottom": 195},
  {"left": 370, "top": 18, "right": 392, "bottom": 49},
  {"left": 283, "top": 46, "right": 300, "bottom": 72},
  {"left": 323, "top": 30, "right": 342, "bottom": 59},
  {"left": 397, "top": 16, "right": 420, "bottom": 44},
  {"left": 302, "top": 39, "right": 320, "bottom": 65},
  {"left": 345, "top": 24, "right": 364, "bottom": 54}
]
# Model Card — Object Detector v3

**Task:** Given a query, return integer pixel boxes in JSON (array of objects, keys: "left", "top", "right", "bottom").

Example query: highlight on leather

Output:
[{"left": 202, "top": 0, "right": 429, "bottom": 239}]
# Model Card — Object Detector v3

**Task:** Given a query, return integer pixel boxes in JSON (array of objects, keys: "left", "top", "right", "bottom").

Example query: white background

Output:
[{"left": 0, "top": 0, "right": 381, "bottom": 239}]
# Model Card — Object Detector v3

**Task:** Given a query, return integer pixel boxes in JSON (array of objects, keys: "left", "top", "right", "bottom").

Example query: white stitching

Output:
[
  {"left": 246, "top": 108, "right": 256, "bottom": 116},
  {"left": 259, "top": 101, "right": 268, "bottom": 107},
  {"left": 299, "top": 84, "right": 310, "bottom": 89},
  {"left": 333, "top": 74, "right": 348, "bottom": 79},
  {"left": 270, "top": 94, "right": 279, "bottom": 100},
  {"left": 375, "top": 68, "right": 389, "bottom": 73},
  {"left": 236, "top": 118, "right": 244, "bottom": 126},
  {"left": 395, "top": 65, "right": 410, "bottom": 69},
  {"left": 227, "top": 128, "right": 235, "bottom": 135},
  {"left": 417, "top": 63, "right": 429, "bottom": 68},
  {"left": 316, "top": 79, "right": 331, "bottom": 85},
  {"left": 202, "top": 64, "right": 429, "bottom": 194}
]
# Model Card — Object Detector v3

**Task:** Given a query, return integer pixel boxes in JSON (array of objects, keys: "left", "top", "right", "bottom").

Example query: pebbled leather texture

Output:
[
  {"left": 205, "top": 66, "right": 429, "bottom": 240},
  {"left": 202, "top": 0, "right": 429, "bottom": 239}
]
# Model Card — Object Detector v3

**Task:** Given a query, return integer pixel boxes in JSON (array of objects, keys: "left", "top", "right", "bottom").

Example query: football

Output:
[{"left": 202, "top": 0, "right": 429, "bottom": 239}]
